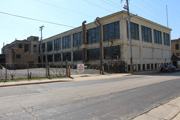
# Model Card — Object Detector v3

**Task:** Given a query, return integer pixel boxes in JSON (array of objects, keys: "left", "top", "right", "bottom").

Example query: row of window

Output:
[
  {"left": 18, "top": 43, "right": 30, "bottom": 52},
  {"left": 42, "top": 46, "right": 121, "bottom": 62},
  {"left": 42, "top": 21, "right": 170, "bottom": 53},
  {"left": 127, "top": 22, "right": 170, "bottom": 46},
  {"left": 41, "top": 22, "right": 120, "bottom": 53},
  {"left": 128, "top": 63, "right": 170, "bottom": 71}
]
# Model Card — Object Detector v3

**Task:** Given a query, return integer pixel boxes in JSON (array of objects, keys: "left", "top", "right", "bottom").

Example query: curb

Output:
[
  {"left": 132, "top": 97, "right": 180, "bottom": 120},
  {"left": 0, "top": 78, "right": 73, "bottom": 87}
]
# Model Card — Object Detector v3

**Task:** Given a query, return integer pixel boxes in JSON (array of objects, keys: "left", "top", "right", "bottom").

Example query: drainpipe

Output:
[
  {"left": 95, "top": 17, "right": 103, "bottom": 74},
  {"left": 82, "top": 21, "right": 87, "bottom": 64}
]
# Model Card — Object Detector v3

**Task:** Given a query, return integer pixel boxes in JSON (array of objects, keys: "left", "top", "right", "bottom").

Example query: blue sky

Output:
[{"left": 0, "top": 0, "right": 180, "bottom": 53}]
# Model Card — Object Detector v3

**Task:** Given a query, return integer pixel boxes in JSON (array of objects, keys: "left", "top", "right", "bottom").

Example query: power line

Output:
[
  {"left": 34, "top": 0, "right": 96, "bottom": 18},
  {"left": 0, "top": 11, "right": 75, "bottom": 28},
  {"left": 99, "top": 0, "right": 120, "bottom": 9},
  {"left": 83, "top": 0, "right": 113, "bottom": 12}
]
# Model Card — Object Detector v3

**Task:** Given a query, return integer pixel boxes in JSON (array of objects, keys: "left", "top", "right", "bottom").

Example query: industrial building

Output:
[
  {"left": 39, "top": 11, "right": 171, "bottom": 72},
  {"left": 2, "top": 36, "right": 39, "bottom": 68},
  {"left": 171, "top": 38, "right": 180, "bottom": 68}
]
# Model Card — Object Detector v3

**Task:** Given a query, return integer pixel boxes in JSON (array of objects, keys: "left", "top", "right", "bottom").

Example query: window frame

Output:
[
  {"left": 153, "top": 29, "right": 162, "bottom": 44},
  {"left": 62, "top": 35, "right": 71, "bottom": 49},
  {"left": 127, "top": 22, "right": 139, "bottom": 40},
  {"left": 103, "top": 21, "right": 120, "bottom": 41},
  {"left": 141, "top": 26, "right": 152, "bottom": 42}
]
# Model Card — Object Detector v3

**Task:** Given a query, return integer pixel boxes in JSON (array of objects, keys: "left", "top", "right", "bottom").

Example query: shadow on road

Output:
[{"left": 134, "top": 70, "right": 180, "bottom": 77}]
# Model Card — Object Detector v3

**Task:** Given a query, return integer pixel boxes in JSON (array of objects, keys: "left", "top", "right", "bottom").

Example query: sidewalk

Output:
[
  {"left": 132, "top": 97, "right": 180, "bottom": 120},
  {"left": 0, "top": 73, "right": 130, "bottom": 87},
  {"left": 0, "top": 77, "right": 73, "bottom": 87}
]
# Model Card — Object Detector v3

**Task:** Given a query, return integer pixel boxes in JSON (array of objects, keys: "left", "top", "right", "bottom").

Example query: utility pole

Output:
[
  {"left": 123, "top": 0, "right": 133, "bottom": 74},
  {"left": 95, "top": 17, "right": 103, "bottom": 74},
  {"left": 39, "top": 25, "right": 44, "bottom": 67}
]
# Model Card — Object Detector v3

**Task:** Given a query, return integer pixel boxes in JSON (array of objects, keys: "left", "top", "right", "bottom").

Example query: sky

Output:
[{"left": 0, "top": 0, "right": 180, "bottom": 53}]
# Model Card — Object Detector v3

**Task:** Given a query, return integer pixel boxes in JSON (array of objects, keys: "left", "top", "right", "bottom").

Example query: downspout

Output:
[
  {"left": 82, "top": 21, "right": 87, "bottom": 63},
  {"left": 95, "top": 17, "right": 103, "bottom": 74}
]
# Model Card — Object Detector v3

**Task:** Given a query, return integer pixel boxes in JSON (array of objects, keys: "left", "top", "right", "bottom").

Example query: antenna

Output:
[{"left": 166, "top": 5, "right": 169, "bottom": 28}]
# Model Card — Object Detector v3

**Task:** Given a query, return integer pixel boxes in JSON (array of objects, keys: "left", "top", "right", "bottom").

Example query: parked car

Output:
[{"left": 164, "top": 64, "right": 176, "bottom": 72}]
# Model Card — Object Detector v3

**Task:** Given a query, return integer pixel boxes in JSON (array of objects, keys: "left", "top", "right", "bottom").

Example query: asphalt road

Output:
[{"left": 0, "top": 71, "right": 180, "bottom": 120}]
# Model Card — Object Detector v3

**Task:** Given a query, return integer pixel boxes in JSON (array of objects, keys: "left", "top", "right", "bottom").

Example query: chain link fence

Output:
[
  {"left": 0, "top": 61, "right": 126, "bottom": 82},
  {"left": 0, "top": 63, "right": 67, "bottom": 82}
]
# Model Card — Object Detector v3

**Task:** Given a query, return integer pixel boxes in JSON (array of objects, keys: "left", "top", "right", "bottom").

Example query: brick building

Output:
[
  {"left": 171, "top": 38, "right": 180, "bottom": 68},
  {"left": 2, "top": 36, "right": 39, "bottom": 68}
]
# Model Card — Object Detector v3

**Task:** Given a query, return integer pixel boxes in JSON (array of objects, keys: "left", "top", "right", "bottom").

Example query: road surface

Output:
[{"left": 0, "top": 71, "right": 180, "bottom": 120}]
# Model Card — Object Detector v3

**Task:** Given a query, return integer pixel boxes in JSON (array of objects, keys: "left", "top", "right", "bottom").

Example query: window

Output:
[
  {"left": 138, "top": 64, "right": 141, "bottom": 71},
  {"left": 176, "top": 53, "right": 180, "bottom": 56},
  {"left": 87, "top": 27, "right": 100, "bottom": 44},
  {"left": 43, "top": 55, "right": 46, "bottom": 63},
  {"left": 63, "top": 52, "right": 71, "bottom": 61},
  {"left": 16, "top": 54, "right": 21, "bottom": 59},
  {"left": 151, "top": 64, "right": 153, "bottom": 70},
  {"left": 154, "top": 29, "right": 162, "bottom": 44},
  {"left": 73, "top": 50, "right": 82, "bottom": 61},
  {"left": 33, "top": 45, "right": 37, "bottom": 48},
  {"left": 54, "top": 38, "right": 61, "bottom": 50},
  {"left": 47, "top": 55, "right": 53, "bottom": 62},
  {"left": 175, "top": 44, "right": 179, "bottom": 50},
  {"left": 24, "top": 44, "right": 29, "bottom": 52},
  {"left": 87, "top": 48, "right": 100, "bottom": 60},
  {"left": 163, "top": 33, "right": 170, "bottom": 46},
  {"left": 34, "top": 37, "right": 38, "bottom": 41},
  {"left": 63, "top": 35, "right": 71, "bottom": 49},
  {"left": 147, "top": 64, "right": 150, "bottom": 69},
  {"left": 104, "top": 46, "right": 120, "bottom": 59},
  {"left": 141, "top": 26, "right": 152, "bottom": 42},
  {"left": 54, "top": 53, "right": 61, "bottom": 62},
  {"left": 73, "top": 32, "right": 82, "bottom": 47},
  {"left": 127, "top": 22, "right": 139, "bottom": 40},
  {"left": 143, "top": 64, "right": 145, "bottom": 70},
  {"left": 103, "top": 21, "right": 120, "bottom": 41},
  {"left": 47, "top": 41, "right": 53, "bottom": 52},
  {"left": 19, "top": 44, "right": 22, "bottom": 48},
  {"left": 42, "top": 43, "right": 45, "bottom": 53}
]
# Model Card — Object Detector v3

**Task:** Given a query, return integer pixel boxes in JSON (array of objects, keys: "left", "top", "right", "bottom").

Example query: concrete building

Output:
[
  {"left": 40, "top": 11, "right": 171, "bottom": 72},
  {"left": 171, "top": 38, "right": 180, "bottom": 67},
  {"left": 0, "top": 54, "right": 5, "bottom": 67},
  {"left": 171, "top": 38, "right": 180, "bottom": 56},
  {"left": 2, "top": 36, "right": 39, "bottom": 68}
]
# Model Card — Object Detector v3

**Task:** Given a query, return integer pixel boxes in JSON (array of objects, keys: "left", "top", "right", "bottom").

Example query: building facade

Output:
[
  {"left": 171, "top": 38, "right": 180, "bottom": 57},
  {"left": 171, "top": 38, "right": 180, "bottom": 67},
  {"left": 40, "top": 11, "right": 171, "bottom": 72},
  {"left": 2, "top": 36, "right": 39, "bottom": 68},
  {"left": 0, "top": 54, "right": 5, "bottom": 67}
]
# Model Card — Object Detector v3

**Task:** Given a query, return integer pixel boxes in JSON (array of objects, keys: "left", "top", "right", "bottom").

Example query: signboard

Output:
[{"left": 77, "top": 64, "right": 85, "bottom": 73}]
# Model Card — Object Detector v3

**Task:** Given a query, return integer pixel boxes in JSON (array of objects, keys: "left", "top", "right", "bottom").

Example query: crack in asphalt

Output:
[{"left": 19, "top": 103, "right": 39, "bottom": 120}]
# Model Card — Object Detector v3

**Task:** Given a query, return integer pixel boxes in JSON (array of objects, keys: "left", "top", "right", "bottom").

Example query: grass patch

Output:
[{"left": 0, "top": 75, "right": 66, "bottom": 82}]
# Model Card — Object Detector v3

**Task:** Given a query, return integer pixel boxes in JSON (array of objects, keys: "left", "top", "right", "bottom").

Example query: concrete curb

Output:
[
  {"left": 0, "top": 78, "right": 73, "bottom": 87},
  {"left": 0, "top": 73, "right": 130, "bottom": 87},
  {"left": 132, "top": 97, "right": 180, "bottom": 120}
]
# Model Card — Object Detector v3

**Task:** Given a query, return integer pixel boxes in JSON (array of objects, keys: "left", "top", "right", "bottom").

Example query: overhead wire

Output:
[
  {"left": 139, "top": 0, "right": 180, "bottom": 27},
  {"left": 83, "top": 0, "right": 113, "bottom": 12},
  {"left": 99, "top": 0, "right": 120, "bottom": 9},
  {"left": 0, "top": 11, "right": 75, "bottom": 28},
  {"left": 34, "top": 0, "right": 96, "bottom": 18}
]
